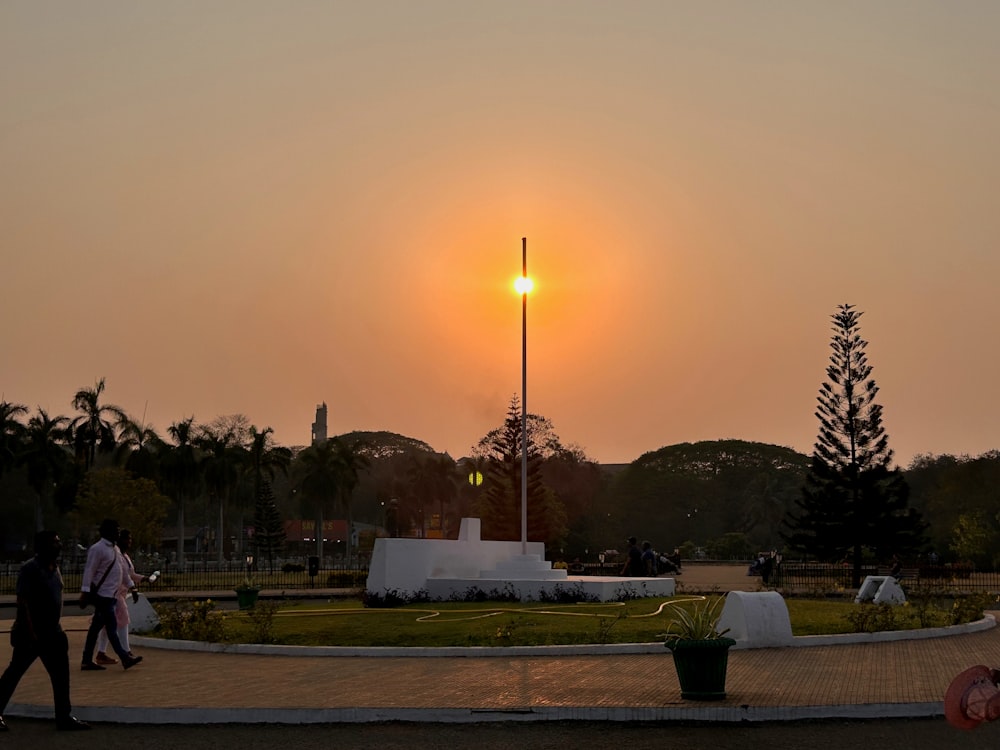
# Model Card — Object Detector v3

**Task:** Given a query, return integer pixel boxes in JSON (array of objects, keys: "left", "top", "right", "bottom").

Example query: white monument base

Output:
[{"left": 367, "top": 518, "right": 675, "bottom": 602}]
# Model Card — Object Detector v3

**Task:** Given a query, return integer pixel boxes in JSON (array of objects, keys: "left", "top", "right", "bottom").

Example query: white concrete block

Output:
[
  {"left": 125, "top": 593, "right": 160, "bottom": 633},
  {"left": 717, "top": 590, "right": 794, "bottom": 648},
  {"left": 855, "top": 576, "right": 906, "bottom": 605}
]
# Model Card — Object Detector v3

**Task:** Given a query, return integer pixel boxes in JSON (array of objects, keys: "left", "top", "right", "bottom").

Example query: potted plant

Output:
[
  {"left": 235, "top": 575, "right": 260, "bottom": 610},
  {"left": 661, "top": 596, "right": 735, "bottom": 701}
]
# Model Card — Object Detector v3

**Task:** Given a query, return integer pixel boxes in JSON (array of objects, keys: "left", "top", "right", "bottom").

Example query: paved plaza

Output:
[{"left": 1, "top": 566, "right": 998, "bottom": 725}]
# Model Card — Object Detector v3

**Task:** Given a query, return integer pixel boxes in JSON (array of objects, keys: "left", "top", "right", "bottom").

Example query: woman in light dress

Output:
[{"left": 94, "top": 529, "right": 146, "bottom": 665}]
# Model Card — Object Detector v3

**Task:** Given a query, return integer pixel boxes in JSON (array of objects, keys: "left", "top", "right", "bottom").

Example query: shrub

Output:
[
  {"left": 536, "top": 583, "right": 599, "bottom": 604},
  {"left": 154, "top": 599, "right": 227, "bottom": 642},
  {"left": 615, "top": 582, "right": 657, "bottom": 601},
  {"left": 446, "top": 584, "right": 519, "bottom": 603},
  {"left": 951, "top": 592, "right": 996, "bottom": 625},
  {"left": 326, "top": 571, "right": 366, "bottom": 587},
  {"left": 844, "top": 602, "right": 901, "bottom": 633},
  {"left": 362, "top": 588, "right": 430, "bottom": 608},
  {"left": 246, "top": 600, "right": 280, "bottom": 644}
]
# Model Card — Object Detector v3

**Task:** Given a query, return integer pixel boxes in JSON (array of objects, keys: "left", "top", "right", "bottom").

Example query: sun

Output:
[{"left": 514, "top": 276, "right": 534, "bottom": 295}]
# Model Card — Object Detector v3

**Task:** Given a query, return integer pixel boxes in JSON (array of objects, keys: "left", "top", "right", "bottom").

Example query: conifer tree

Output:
[
  {"left": 253, "top": 480, "right": 286, "bottom": 572},
  {"left": 474, "top": 396, "right": 567, "bottom": 548},
  {"left": 784, "top": 304, "right": 926, "bottom": 586}
]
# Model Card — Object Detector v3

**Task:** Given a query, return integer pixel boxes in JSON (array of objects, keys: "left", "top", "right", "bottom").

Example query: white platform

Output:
[{"left": 367, "top": 518, "right": 675, "bottom": 602}]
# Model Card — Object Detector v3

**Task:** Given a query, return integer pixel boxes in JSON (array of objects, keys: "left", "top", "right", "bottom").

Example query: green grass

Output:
[{"left": 150, "top": 594, "right": 988, "bottom": 648}]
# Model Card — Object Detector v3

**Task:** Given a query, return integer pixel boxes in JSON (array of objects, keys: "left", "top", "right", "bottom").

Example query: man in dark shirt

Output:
[
  {"left": 0, "top": 531, "right": 90, "bottom": 731},
  {"left": 621, "top": 536, "right": 645, "bottom": 577}
]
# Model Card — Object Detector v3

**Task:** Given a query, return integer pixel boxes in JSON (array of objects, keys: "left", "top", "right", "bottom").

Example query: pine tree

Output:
[
  {"left": 783, "top": 304, "right": 926, "bottom": 586},
  {"left": 253, "top": 480, "right": 286, "bottom": 572},
  {"left": 474, "top": 396, "right": 567, "bottom": 548}
]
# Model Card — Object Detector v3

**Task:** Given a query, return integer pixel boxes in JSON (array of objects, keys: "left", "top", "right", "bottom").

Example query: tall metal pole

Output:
[{"left": 520, "top": 237, "right": 528, "bottom": 555}]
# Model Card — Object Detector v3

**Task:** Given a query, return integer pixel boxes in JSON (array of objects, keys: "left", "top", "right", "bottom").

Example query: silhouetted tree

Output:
[
  {"left": 240, "top": 426, "right": 291, "bottom": 555},
  {"left": 605, "top": 440, "right": 808, "bottom": 555},
  {"left": 253, "top": 480, "right": 285, "bottom": 572},
  {"left": 407, "top": 452, "right": 457, "bottom": 538},
  {"left": 295, "top": 438, "right": 343, "bottom": 559},
  {"left": 160, "top": 417, "right": 201, "bottom": 565},
  {"left": 784, "top": 304, "right": 926, "bottom": 586},
  {"left": 73, "top": 467, "right": 171, "bottom": 550},
  {"left": 22, "top": 409, "right": 71, "bottom": 531},
  {"left": 0, "top": 400, "right": 28, "bottom": 480},
  {"left": 196, "top": 420, "right": 249, "bottom": 563},
  {"left": 333, "top": 438, "right": 369, "bottom": 558},
  {"left": 70, "top": 378, "right": 126, "bottom": 471},
  {"left": 113, "top": 412, "right": 161, "bottom": 482},
  {"left": 905, "top": 451, "right": 1000, "bottom": 564},
  {"left": 474, "top": 396, "right": 566, "bottom": 549}
]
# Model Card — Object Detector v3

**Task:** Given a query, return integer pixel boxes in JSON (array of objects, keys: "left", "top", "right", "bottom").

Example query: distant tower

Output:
[{"left": 311, "top": 402, "right": 328, "bottom": 446}]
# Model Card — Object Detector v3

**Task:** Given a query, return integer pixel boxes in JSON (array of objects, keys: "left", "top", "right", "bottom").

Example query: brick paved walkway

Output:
[{"left": 3, "top": 612, "right": 999, "bottom": 724}]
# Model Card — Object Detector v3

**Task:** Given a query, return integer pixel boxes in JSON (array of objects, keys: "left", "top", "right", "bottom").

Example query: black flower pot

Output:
[
  {"left": 235, "top": 588, "right": 259, "bottom": 610},
  {"left": 666, "top": 637, "right": 736, "bottom": 700}
]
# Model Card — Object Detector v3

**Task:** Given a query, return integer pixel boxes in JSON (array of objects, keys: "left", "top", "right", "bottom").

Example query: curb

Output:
[
  {"left": 8, "top": 701, "right": 947, "bottom": 725},
  {"left": 130, "top": 614, "right": 996, "bottom": 658}
]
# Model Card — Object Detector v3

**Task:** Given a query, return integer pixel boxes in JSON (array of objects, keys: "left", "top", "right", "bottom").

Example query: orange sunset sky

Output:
[{"left": 2, "top": 2, "right": 998, "bottom": 467}]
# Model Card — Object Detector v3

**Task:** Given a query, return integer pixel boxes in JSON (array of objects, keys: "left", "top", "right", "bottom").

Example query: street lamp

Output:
[{"left": 514, "top": 237, "right": 533, "bottom": 555}]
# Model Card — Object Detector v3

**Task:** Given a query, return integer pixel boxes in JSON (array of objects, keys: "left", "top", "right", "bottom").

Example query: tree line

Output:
[
  {"left": 2, "top": 305, "right": 997, "bottom": 574},
  {"left": 0, "top": 381, "right": 595, "bottom": 564}
]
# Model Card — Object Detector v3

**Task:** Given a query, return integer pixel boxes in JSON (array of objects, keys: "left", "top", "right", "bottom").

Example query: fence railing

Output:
[
  {"left": 766, "top": 562, "right": 996, "bottom": 594},
  {"left": 0, "top": 557, "right": 371, "bottom": 597},
  {"left": 3, "top": 557, "right": 995, "bottom": 598}
]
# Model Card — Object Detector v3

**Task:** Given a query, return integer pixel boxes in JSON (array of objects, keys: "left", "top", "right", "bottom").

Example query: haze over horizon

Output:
[{"left": 3, "top": 2, "right": 999, "bottom": 469}]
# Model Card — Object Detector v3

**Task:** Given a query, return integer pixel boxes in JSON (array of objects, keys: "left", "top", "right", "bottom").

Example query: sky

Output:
[{"left": 3, "top": 2, "right": 999, "bottom": 467}]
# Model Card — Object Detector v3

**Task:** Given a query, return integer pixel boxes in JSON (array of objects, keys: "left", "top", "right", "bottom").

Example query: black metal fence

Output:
[
  {"left": 0, "top": 557, "right": 370, "bottom": 597},
  {"left": 765, "top": 562, "right": 999, "bottom": 594},
  {"left": 3, "top": 557, "right": 996, "bottom": 598}
]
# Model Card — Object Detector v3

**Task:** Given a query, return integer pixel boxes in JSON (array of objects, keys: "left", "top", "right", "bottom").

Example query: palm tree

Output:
[
  {"left": 407, "top": 453, "right": 457, "bottom": 539},
  {"left": 161, "top": 417, "right": 201, "bottom": 565},
  {"left": 296, "top": 439, "right": 344, "bottom": 560},
  {"left": 0, "top": 400, "right": 28, "bottom": 480},
  {"left": 21, "top": 408, "right": 70, "bottom": 532},
  {"left": 333, "top": 439, "right": 369, "bottom": 559},
  {"left": 248, "top": 426, "right": 292, "bottom": 500},
  {"left": 242, "top": 426, "right": 291, "bottom": 555},
  {"left": 196, "top": 423, "right": 248, "bottom": 564},
  {"left": 70, "top": 378, "right": 126, "bottom": 470},
  {"left": 114, "top": 411, "right": 162, "bottom": 481}
]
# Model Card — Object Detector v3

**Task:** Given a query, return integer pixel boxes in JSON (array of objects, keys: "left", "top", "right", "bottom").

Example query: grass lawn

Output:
[{"left": 152, "top": 594, "right": 980, "bottom": 648}]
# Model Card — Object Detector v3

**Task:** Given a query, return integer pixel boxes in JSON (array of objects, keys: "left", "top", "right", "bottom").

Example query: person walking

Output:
[
  {"left": 94, "top": 529, "right": 146, "bottom": 665},
  {"left": 0, "top": 531, "right": 90, "bottom": 731},
  {"left": 79, "top": 519, "right": 142, "bottom": 671}
]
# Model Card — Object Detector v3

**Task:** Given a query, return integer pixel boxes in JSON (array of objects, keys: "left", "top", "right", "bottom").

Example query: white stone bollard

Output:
[
  {"left": 125, "top": 593, "right": 160, "bottom": 633},
  {"left": 855, "top": 575, "right": 906, "bottom": 605},
  {"left": 717, "top": 590, "right": 794, "bottom": 648}
]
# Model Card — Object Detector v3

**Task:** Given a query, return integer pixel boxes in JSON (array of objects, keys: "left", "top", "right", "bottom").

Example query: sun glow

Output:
[{"left": 514, "top": 276, "right": 534, "bottom": 295}]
